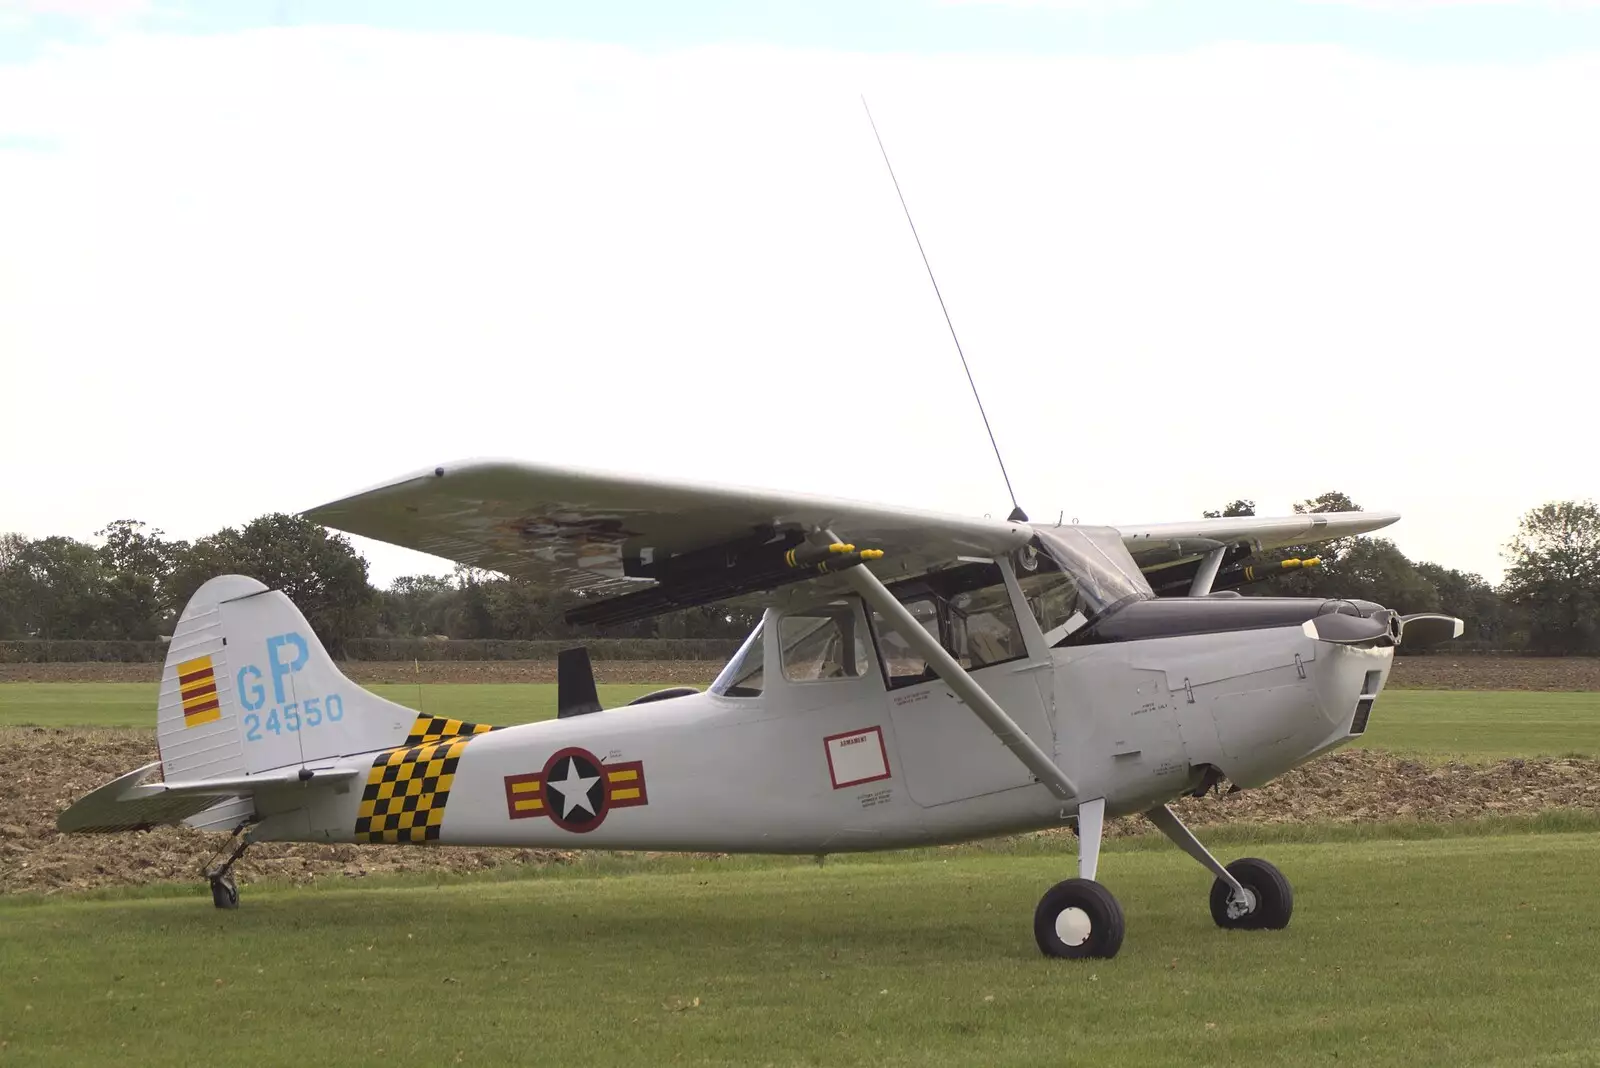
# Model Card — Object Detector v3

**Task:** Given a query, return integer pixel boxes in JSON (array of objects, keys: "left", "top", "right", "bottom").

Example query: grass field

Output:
[
  {"left": 3, "top": 683, "right": 1597, "bottom": 760},
  {"left": 5, "top": 678, "right": 1598, "bottom": 1066},
  {"left": 2, "top": 833, "right": 1598, "bottom": 1067}
]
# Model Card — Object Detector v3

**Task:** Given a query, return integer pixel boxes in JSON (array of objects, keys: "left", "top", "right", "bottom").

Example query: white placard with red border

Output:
[{"left": 824, "top": 726, "right": 891, "bottom": 789}]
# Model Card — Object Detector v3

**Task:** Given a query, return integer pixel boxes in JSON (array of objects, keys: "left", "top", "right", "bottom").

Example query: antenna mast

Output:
[{"left": 861, "top": 97, "right": 1026, "bottom": 523}]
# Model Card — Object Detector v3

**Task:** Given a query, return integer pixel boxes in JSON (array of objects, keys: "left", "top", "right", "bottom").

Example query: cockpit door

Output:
[{"left": 874, "top": 560, "right": 1056, "bottom": 807}]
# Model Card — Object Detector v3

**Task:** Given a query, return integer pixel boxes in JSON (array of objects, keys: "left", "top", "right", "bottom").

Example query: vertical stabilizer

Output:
[{"left": 156, "top": 576, "right": 448, "bottom": 827}]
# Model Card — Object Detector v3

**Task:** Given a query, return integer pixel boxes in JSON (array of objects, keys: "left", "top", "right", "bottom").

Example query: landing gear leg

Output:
[
  {"left": 203, "top": 822, "right": 257, "bottom": 910},
  {"left": 1034, "top": 797, "right": 1125, "bottom": 959},
  {"left": 1144, "top": 804, "right": 1293, "bottom": 930}
]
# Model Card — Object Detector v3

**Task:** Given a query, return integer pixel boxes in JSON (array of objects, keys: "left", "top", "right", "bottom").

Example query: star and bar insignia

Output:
[
  {"left": 354, "top": 715, "right": 499, "bottom": 844},
  {"left": 176, "top": 655, "right": 221, "bottom": 728},
  {"left": 504, "top": 747, "right": 648, "bottom": 833}
]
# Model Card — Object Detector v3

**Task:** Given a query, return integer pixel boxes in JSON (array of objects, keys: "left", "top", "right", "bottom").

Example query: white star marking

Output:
[{"left": 545, "top": 757, "right": 600, "bottom": 819}]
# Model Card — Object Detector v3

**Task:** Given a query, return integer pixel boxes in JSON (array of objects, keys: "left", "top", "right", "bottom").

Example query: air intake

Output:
[{"left": 1350, "top": 670, "right": 1383, "bottom": 735}]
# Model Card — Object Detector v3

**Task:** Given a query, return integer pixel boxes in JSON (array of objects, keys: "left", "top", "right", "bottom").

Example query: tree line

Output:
[
  {"left": 1201, "top": 492, "right": 1600, "bottom": 655},
  {"left": 0, "top": 515, "right": 757, "bottom": 655},
  {"left": 1, "top": 494, "right": 1597, "bottom": 654}
]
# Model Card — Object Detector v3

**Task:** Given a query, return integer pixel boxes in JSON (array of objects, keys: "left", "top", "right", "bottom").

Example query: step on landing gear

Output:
[
  {"left": 1035, "top": 797, "right": 1126, "bottom": 960},
  {"left": 202, "top": 821, "right": 257, "bottom": 910}
]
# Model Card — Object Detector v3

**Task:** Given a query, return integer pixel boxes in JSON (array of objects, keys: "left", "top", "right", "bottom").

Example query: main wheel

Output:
[
  {"left": 1209, "top": 857, "right": 1292, "bottom": 930},
  {"left": 1033, "top": 878, "right": 1125, "bottom": 959}
]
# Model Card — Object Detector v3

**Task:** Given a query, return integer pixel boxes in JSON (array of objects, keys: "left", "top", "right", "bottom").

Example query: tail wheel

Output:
[
  {"left": 1033, "top": 878, "right": 1125, "bottom": 959},
  {"left": 209, "top": 871, "right": 239, "bottom": 910},
  {"left": 1209, "top": 857, "right": 1293, "bottom": 930}
]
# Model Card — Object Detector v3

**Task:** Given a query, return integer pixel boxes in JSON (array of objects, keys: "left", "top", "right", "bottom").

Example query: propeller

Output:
[
  {"left": 1302, "top": 609, "right": 1466, "bottom": 648},
  {"left": 1397, "top": 613, "right": 1466, "bottom": 648},
  {"left": 1300, "top": 611, "right": 1396, "bottom": 646}
]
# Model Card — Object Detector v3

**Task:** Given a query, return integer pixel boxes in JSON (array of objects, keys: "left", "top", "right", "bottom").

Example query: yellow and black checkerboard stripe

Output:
[
  {"left": 354, "top": 716, "right": 500, "bottom": 844},
  {"left": 403, "top": 715, "right": 497, "bottom": 747},
  {"left": 355, "top": 738, "right": 468, "bottom": 844},
  {"left": 176, "top": 655, "right": 221, "bottom": 727}
]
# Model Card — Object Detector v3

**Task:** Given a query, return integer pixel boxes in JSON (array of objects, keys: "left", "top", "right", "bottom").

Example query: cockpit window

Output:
[
  {"left": 710, "top": 620, "right": 765, "bottom": 697},
  {"left": 780, "top": 603, "right": 870, "bottom": 682},
  {"left": 868, "top": 562, "right": 1029, "bottom": 689}
]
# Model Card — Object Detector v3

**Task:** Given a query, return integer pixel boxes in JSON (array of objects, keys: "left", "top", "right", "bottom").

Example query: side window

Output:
[
  {"left": 780, "top": 605, "right": 870, "bottom": 681},
  {"left": 948, "top": 583, "right": 1027, "bottom": 668},
  {"left": 711, "top": 622, "right": 765, "bottom": 697},
  {"left": 868, "top": 564, "right": 1029, "bottom": 690},
  {"left": 868, "top": 597, "right": 939, "bottom": 688}
]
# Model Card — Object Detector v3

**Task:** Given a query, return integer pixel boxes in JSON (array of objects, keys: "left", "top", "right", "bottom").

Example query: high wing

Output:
[
  {"left": 1119, "top": 511, "right": 1398, "bottom": 569},
  {"left": 304, "top": 460, "right": 1033, "bottom": 621},
  {"left": 304, "top": 460, "right": 1399, "bottom": 618}
]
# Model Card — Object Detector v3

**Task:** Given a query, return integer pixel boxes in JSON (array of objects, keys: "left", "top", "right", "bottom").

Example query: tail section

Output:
[
  {"left": 62, "top": 574, "right": 496, "bottom": 835},
  {"left": 157, "top": 575, "right": 456, "bottom": 788}
]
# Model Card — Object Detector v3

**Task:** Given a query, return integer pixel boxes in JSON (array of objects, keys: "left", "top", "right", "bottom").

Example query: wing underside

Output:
[
  {"left": 303, "top": 460, "right": 1399, "bottom": 618},
  {"left": 304, "top": 460, "right": 1034, "bottom": 619}
]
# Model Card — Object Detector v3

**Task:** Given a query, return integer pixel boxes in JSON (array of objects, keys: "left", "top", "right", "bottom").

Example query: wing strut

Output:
[{"left": 840, "top": 553, "right": 1079, "bottom": 801}]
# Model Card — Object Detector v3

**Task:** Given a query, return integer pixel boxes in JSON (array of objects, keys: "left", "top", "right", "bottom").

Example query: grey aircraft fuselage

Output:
[{"left": 264, "top": 606, "right": 1387, "bottom": 855}]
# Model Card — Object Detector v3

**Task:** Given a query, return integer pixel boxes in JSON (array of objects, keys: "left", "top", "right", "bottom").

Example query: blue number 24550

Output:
[{"left": 243, "top": 694, "right": 344, "bottom": 743}]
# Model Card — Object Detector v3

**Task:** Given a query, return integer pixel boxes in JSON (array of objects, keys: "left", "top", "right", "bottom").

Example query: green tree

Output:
[
  {"left": 1317, "top": 538, "right": 1439, "bottom": 613},
  {"left": 1502, "top": 500, "right": 1600, "bottom": 655},
  {"left": 1203, "top": 499, "right": 1256, "bottom": 519},
  {"left": 1, "top": 535, "right": 110, "bottom": 639},
  {"left": 95, "top": 520, "right": 188, "bottom": 640},
  {"left": 377, "top": 574, "right": 457, "bottom": 637},
  {"left": 170, "top": 514, "right": 377, "bottom": 653},
  {"left": 1414, "top": 562, "right": 1508, "bottom": 647}
]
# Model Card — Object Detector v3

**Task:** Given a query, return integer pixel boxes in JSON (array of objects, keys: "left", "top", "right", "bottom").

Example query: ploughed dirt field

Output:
[
  {"left": 8, "top": 655, "right": 1600, "bottom": 689},
  {"left": 5, "top": 725, "right": 1598, "bottom": 896}
]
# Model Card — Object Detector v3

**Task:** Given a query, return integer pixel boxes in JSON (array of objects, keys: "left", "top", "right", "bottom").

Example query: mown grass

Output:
[
  {"left": 2, "top": 832, "right": 1597, "bottom": 1067},
  {"left": 1351, "top": 689, "right": 1600, "bottom": 761},
  {"left": 3, "top": 684, "right": 1596, "bottom": 760}
]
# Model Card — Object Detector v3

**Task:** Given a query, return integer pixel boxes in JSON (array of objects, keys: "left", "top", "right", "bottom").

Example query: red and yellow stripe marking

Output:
[
  {"left": 504, "top": 773, "right": 545, "bottom": 817},
  {"left": 177, "top": 655, "right": 221, "bottom": 727},
  {"left": 607, "top": 763, "right": 647, "bottom": 805}
]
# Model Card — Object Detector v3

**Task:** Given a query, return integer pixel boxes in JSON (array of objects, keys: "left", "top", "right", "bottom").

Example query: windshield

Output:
[
  {"left": 710, "top": 615, "right": 766, "bottom": 697},
  {"left": 1028, "top": 525, "right": 1153, "bottom": 623}
]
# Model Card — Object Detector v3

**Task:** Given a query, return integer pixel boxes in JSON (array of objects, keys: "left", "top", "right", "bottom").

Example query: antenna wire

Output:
[{"left": 861, "top": 96, "right": 1025, "bottom": 522}]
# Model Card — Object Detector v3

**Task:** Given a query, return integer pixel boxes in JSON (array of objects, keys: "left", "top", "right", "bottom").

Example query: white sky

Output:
[{"left": 2, "top": 30, "right": 1596, "bottom": 585}]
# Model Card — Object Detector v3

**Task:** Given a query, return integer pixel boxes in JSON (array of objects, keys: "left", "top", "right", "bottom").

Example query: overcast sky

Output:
[{"left": 2, "top": 0, "right": 1597, "bottom": 586}]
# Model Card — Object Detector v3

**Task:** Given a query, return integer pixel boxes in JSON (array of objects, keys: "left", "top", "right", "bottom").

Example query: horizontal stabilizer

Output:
[{"left": 57, "top": 762, "right": 359, "bottom": 834}]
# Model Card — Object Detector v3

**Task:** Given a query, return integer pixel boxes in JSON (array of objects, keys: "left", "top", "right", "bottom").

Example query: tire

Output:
[
  {"left": 1033, "top": 878, "right": 1125, "bottom": 959},
  {"left": 1209, "top": 857, "right": 1292, "bottom": 930},
  {"left": 209, "top": 872, "right": 239, "bottom": 910}
]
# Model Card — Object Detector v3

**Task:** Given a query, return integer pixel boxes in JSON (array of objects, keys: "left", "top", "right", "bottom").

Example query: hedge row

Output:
[{"left": 0, "top": 637, "right": 745, "bottom": 664}]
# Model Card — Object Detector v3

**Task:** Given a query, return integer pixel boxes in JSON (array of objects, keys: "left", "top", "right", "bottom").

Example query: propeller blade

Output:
[
  {"left": 1301, "top": 611, "right": 1395, "bottom": 645},
  {"left": 1398, "top": 613, "right": 1465, "bottom": 648}
]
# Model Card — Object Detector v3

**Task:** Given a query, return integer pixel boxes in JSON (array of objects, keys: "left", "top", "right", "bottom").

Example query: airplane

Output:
[{"left": 58, "top": 459, "right": 1464, "bottom": 959}]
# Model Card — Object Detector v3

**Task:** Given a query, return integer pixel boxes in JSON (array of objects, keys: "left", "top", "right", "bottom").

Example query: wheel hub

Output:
[
  {"left": 1225, "top": 886, "right": 1257, "bottom": 920},
  {"left": 1054, "top": 906, "right": 1093, "bottom": 947}
]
